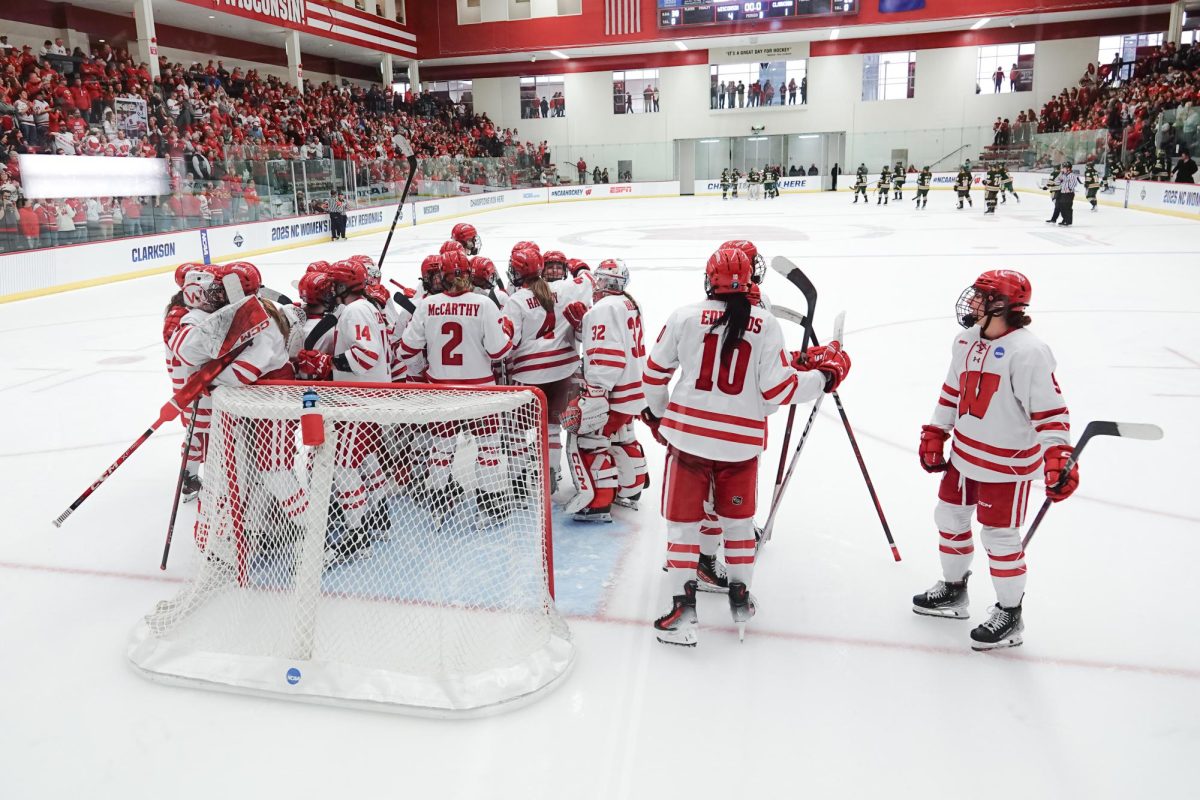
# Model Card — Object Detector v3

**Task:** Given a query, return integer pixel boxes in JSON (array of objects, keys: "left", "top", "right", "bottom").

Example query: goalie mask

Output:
[
  {"left": 956, "top": 269, "right": 1031, "bottom": 329},
  {"left": 594, "top": 259, "right": 630, "bottom": 295},
  {"left": 181, "top": 266, "right": 218, "bottom": 310}
]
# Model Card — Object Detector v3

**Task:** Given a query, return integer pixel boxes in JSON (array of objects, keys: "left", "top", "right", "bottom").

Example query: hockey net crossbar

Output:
[{"left": 129, "top": 381, "right": 573, "bottom": 716}]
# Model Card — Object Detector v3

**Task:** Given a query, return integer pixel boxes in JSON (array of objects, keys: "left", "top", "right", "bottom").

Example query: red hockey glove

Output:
[
  {"left": 563, "top": 301, "right": 587, "bottom": 333},
  {"left": 364, "top": 283, "right": 389, "bottom": 308},
  {"left": 163, "top": 304, "right": 187, "bottom": 345},
  {"left": 499, "top": 315, "right": 514, "bottom": 341},
  {"left": 794, "top": 341, "right": 851, "bottom": 393},
  {"left": 919, "top": 425, "right": 950, "bottom": 473},
  {"left": 1043, "top": 444, "right": 1079, "bottom": 502},
  {"left": 640, "top": 408, "right": 668, "bottom": 446},
  {"left": 296, "top": 349, "right": 333, "bottom": 381},
  {"left": 561, "top": 397, "right": 582, "bottom": 433}
]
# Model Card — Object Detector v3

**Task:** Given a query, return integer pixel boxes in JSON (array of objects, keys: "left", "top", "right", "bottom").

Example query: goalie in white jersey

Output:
[
  {"left": 400, "top": 248, "right": 517, "bottom": 521},
  {"left": 913, "top": 269, "right": 1077, "bottom": 651},
  {"left": 642, "top": 247, "right": 852, "bottom": 646},
  {"left": 560, "top": 258, "right": 648, "bottom": 522}
]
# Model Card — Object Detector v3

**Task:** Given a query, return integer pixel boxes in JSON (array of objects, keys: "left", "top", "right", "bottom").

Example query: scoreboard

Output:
[{"left": 658, "top": 0, "right": 857, "bottom": 28}]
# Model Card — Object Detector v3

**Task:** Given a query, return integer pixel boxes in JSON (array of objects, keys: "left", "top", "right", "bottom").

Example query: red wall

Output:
[{"left": 416, "top": 0, "right": 1167, "bottom": 60}]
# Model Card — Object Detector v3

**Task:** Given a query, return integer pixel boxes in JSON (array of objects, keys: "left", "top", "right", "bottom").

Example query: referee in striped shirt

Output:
[{"left": 1055, "top": 163, "right": 1080, "bottom": 227}]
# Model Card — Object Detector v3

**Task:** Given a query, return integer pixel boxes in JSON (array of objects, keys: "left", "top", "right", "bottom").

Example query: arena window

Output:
[
  {"left": 709, "top": 60, "right": 807, "bottom": 111},
  {"left": 520, "top": 75, "right": 566, "bottom": 118},
  {"left": 862, "top": 51, "right": 915, "bottom": 101},
  {"left": 977, "top": 43, "right": 1035, "bottom": 94},
  {"left": 427, "top": 80, "right": 474, "bottom": 115},
  {"left": 613, "top": 69, "right": 660, "bottom": 114}
]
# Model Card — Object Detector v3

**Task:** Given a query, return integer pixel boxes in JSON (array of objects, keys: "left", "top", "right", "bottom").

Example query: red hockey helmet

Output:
[
  {"left": 542, "top": 249, "right": 568, "bottom": 281},
  {"left": 440, "top": 248, "right": 471, "bottom": 283},
  {"left": 451, "top": 222, "right": 481, "bottom": 255},
  {"left": 225, "top": 261, "right": 262, "bottom": 295},
  {"left": 297, "top": 270, "right": 335, "bottom": 307},
  {"left": 440, "top": 239, "right": 466, "bottom": 256},
  {"left": 512, "top": 240, "right": 541, "bottom": 259},
  {"left": 420, "top": 254, "right": 444, "bottom": 294},
  {"left": 705, "top": 248, "right": 752, "bottom": 296},
  {"left": 306, "top": 259, "right": 331, "bottom": 273},
  {"left": 324, "top": 259, "right": 368, "bottom": 294},
  {"left": 508, "top": 248, "right": 544, "bottom": 286},
  {"left": 174, "top": 261, "right": 206, "bottom": 287},
  {"left": 721, "top": 239, "right": 766, "bottom": 285},
  {"left": 567, "top": 258, "right": 590, "bottom": 276},
  {"left": 348, "top": 254, "right": 380, "bottom": 283},
  {"left": 956, "top": 269, "right": 1032, "bottom": 328},
  {"left": 470, "top": 255, "right": 497, "bottom": 289}
]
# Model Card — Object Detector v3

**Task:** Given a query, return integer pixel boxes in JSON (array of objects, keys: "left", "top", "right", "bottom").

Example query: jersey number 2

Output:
[
  {"left": 442, "top": 322, "right": 464, "bottom": 366},
  {"left": 958, "top": 371, "right": 1000, "bottom": 418},
  {"left": 695, "top": 333, "right": 750, "bottom": 395}
]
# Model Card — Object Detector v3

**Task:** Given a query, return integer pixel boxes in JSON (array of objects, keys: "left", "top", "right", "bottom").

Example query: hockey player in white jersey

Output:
[
  {"left": 561, "top": 258, "right": 648, "bottom": 522},
  {"left": 913, "top": 269, "right": 1076, "bottom": 651},
  {"left": 502, "top": 246, "right": 588, "bottom": 489},
  {"left": 294, "top": 269, "right": 338, "bottom": 380},
  {"left": 164, "top": 262, "right": 209, "bottom": 501},
  {"left": 348, "top": 254, "right": 410, "bottom": 382},
  {"left": 450, "top": 222, "right": 482, "bottom": 256},
  {"left": 642, "top": 247, "right": 852, "bottom": 646},
  {"left": 400, "top": 248, "right": 516, "bottom": 520}
]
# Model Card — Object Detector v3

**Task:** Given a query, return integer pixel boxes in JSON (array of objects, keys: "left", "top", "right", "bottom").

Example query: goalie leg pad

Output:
[
  {"left": 565, "top": 433, "right": 618, "bottom": 513},
  {"left": 610, "top": 438, "right": 649, "bottom": 501},
  {"left": 426, "top": 431, "right": 457, "bottom": 492}
]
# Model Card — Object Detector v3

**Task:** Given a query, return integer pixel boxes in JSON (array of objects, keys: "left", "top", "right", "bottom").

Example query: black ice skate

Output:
[
  {"left": 612, "top": 491, "right": 640, "bottom": 510},
  {"left": 728, "top": 581, "right": 756, "bottom": 642},
  {"left": 970, "top": 603, "right": 1024, "bottom": 651},
  {"left": 325, "top": 527, "right": 372, "bottom": 567},
  {"left": 181, "top": 473, "right": 202, "bottom": 503},
  {"left": 912, "top": 570, "right": 971, "bottom": 619},
  {"left": 362, "top": 499, "right": 392, "bottom": 537},
  {"left": 654, "top": 580, "right": 698, "bottom": 647},
  {"left": 957, "top": 201, "right": 964, "bottom": 210},
  {"left": 696, "top": 552, "right": 729, "bottom": 593},
  {"left": 573, "top": 505, "right": 613, "bottom": 523},
  {"left": 477, "top": 490, "right": 513, "bottom": 523}
]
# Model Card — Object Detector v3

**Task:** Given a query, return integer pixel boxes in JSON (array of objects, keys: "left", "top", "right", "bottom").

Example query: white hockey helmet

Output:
[{"left": 594, "top": 258, "right": 630, "bottom": 294}]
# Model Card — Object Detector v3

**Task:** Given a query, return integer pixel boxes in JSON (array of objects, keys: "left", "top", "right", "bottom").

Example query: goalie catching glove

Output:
[
  {"left": 790, "top": 341, "right": 852, "bottom": 392},
  {"left": 561, "top": 387, "right": 609, "bottom": 435},
  {"left": 1043, "top": 444, "right": 1079, "bottom": 502}
]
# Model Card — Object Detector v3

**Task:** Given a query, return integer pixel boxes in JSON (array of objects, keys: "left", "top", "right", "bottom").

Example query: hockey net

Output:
[{"left": 129, "top": 381, "right": 573, "bottom": 716}]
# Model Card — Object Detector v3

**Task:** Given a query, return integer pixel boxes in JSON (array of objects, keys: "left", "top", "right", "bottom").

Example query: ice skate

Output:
[
  {"left": 362, "top": 499, "right": 392, "bottom": 537},
  {"left": 181, "top": 473, "right": 202, "bottom": 503},
  {"left": 426, "top": 481, "right": 465, "bottom": 527},
  {"left": 912, "top": 571, "right": 971, "bottom": 619},
  {"left": 612, "top": 491, "right": 640, "bottom": 510},
  {"left": 572, "top": 505, "right": 612, "bottom": 523},
  {"left": 728, "top": 581, "right": 756, "bottom": 642},
  {"left": 477, "top": 490, "right": 513, "bottom": 524},
  {"left": 970, "top": 603, "right": 1024, "bottom": 651},
  {"left": 695, "top": 552, "right": 729, "bottom": 593},
  {"left": 654, "top": 581, "right": 698, "bottom": 647},
  {"left": 324, "top": 528, "right": 372, "bottom": 567}
]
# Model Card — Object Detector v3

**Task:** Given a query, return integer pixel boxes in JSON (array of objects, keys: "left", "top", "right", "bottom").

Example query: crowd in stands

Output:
[{"left": 981, "top": 41, "right": 1200, "bottom": 177}]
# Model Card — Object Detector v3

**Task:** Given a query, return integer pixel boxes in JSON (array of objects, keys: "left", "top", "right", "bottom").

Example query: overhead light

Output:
[
  {"left": 208, "top": 14, "right": 215, "bottom": 18},
  {"left": 796, "top": 134, "right": 818, "bottom": 139},
  {"left": 550, "top": 50, "right": 568, "bottom": 59},
  {"left": 829, "top": 28, "right": 840, "bottom": 40},
  {"left": 699, "top": 139, "right": 720, "bottom": 143},
  {"left": 675, "top": 41, "right": 688, "bottom": 51},
  {"left": 747, "top": 136, "right": 768, "bottom": 141},
  {"left": 328, "top": 43, "right": 333, "bottom": 47},
  {"left": 971, "top": 17, "right": 990, "bottom": 30}
]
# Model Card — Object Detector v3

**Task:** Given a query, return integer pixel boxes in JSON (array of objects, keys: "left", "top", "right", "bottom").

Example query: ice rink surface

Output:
[{"left": 2, "top": 189, "right": 1198, "bottom": 799}]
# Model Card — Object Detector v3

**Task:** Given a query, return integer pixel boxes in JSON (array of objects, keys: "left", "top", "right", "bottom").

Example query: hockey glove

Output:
[
  {"left": 639, "top": 408, "right": 668, "bottom": 447},
  {"left": 794, "top": 342, "right": 851, "bottom": 393},
  {"left": 364, "top": 283, "right": 389, "bottom": 308},
  {"left": 1043, "top": 444, "right": 1079, "bottom": 502},
  {"left": 563, "top": 301, "right": 588, "bottom": 333},
  {"left": 297, "top": 349, "right": 333, "bottom": 381},
  {"left": 576, "top": 387, "right": 609, "bottom": 435},
  {"left": 919, "top": 425, "right": 950, "bottom": 473},
  {"left": 499, "top": 315, "right": 514, "bottom": 342}
]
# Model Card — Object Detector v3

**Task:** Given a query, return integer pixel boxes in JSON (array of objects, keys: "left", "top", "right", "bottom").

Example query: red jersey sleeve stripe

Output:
[
  {"left": 938, "top": 398, "right": 956, "bottom": 408},
  {"left": 509, "top": 355, "right": 580, "bottom": 376},
  {"left": 353, "top": 352, "right": 375, "bottom": 370},
  {"left": 941, "top": 382, "right": 961, "bottom": 397},
  {"left": 586, "top": 347, "right": 625, "bottom": 357},
  {"left": 352, "top": 345, "right": 379, "bottom": 360},
  {"left": 512, "top": 346, "right": 575, "bottom": 365},
  {"left": 1035, "top": 421, "right": 1070, "bottom": 433},
  {"left": 646, "top": 357, "right": 672, "bottom": 373},
  {"left": 489, "top": 340, "right": 514, "bottom": 360},
  {"left": 762, "top": 374, "right": 798, "bottom": 402},
  {"left": 1030, "top": 406, "right": 1069, "bottom": 420},
  {"left": 643, "top": 375, "right": 670, "bottom": 386},
  {"left": 613, "top": 381, "right": 641, "bottom": 392},
  {"left": 589, "top": 359, "right": 626, "bottom": 370},
  {"left": 399, "top": 341, "right": 421, "bottom": 355}
]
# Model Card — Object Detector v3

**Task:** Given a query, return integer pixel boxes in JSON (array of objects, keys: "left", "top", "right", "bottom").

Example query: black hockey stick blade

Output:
[
  {"left": 392, "top": 291, "right": 417, "bottom": 314},
  {"left": 1022, "top": 420, "right": 1164, "bottom": 548},
  {"left": 304, "top": 313, "right": 339, "bottom": 350}
]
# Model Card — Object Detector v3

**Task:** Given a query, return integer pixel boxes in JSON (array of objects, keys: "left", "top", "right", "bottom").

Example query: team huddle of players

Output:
[
  {"left": 158, "top": 228, "right": 1078, "bottom": 652},
  {"left": 718, "top": 167, "right": 783, "bottom": 200}
]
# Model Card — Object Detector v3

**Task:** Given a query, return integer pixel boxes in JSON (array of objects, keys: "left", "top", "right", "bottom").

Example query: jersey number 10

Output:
[{"left": 695, "top": 333, "right": 750, "bottom": 395}]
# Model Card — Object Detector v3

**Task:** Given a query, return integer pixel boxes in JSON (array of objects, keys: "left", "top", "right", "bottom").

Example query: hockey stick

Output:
[
  {"left": 387, "top": 279, "right": 418, "bottom": 314},
  {"left": 304, "top": 313, "right": 339, "bottom": 351},
  {"left": 377, "top": 154, "right": 419, "bottom": 272},
  {"left": 52, "top": 344, "right": 251, "bottom": 528},
  {"left": 767, "top": 258, "right": 817, "bottom": 529},
  {"left": 762, "top": 311, "right": 844, "bottom": 542},
  {"left": 770, "top": 304, "right": 808, "bottom": 330},
  {"left": 1022, "top": 421, "right": 1163, "bottom": 549},
  {"left": 160, "top": 398, "right": 201, "bottom": 570}
]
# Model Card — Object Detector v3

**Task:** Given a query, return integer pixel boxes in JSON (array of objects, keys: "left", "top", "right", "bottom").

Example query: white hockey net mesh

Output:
[{"left": 129, "top": 382, "right": 573, "bottom": 715}]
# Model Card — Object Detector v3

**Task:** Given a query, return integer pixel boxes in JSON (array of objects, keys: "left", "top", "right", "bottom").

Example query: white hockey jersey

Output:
[
  {"left": 552, "top": 274, "right": 593, "bottom": 310},
  {"left": 644, "top": 299, "right": 825, "bottom": 462},
  {"left": 381, "top": 297, "right": 412, "bottom": 382},
  {"left": 475, "top": 285, "right": 510, "bottom": 308},
  {"left": 332, "top": 297, "right": 393, "bottom": 383},
  {"left": 503, "top": 287, "right": 580, "bottom": 384},
  {"left": 581, "top": 294, "right": 646, "bottom": 415},
  {"left": 400, "top": 289, "right": 513, "bottom": 385},
  {"left": 171, "top": 305, "right": 290, "bottom": 387},
  {"left": 930, "top": 326, "right": 1070, "bottom": 482}
]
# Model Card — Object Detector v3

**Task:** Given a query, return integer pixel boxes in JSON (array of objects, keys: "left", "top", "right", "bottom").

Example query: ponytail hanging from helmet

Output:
[{"left": 709, "top": 293, "right": 752, "bottom": 367}]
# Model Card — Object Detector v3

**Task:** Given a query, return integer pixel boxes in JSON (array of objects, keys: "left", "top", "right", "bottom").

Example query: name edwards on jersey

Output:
[
  {"left": 426, "top": 301, "right": 482, "bottom": 317},
  {"left": 698, "top": 309, "right": 763, "bottom": 332}
]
